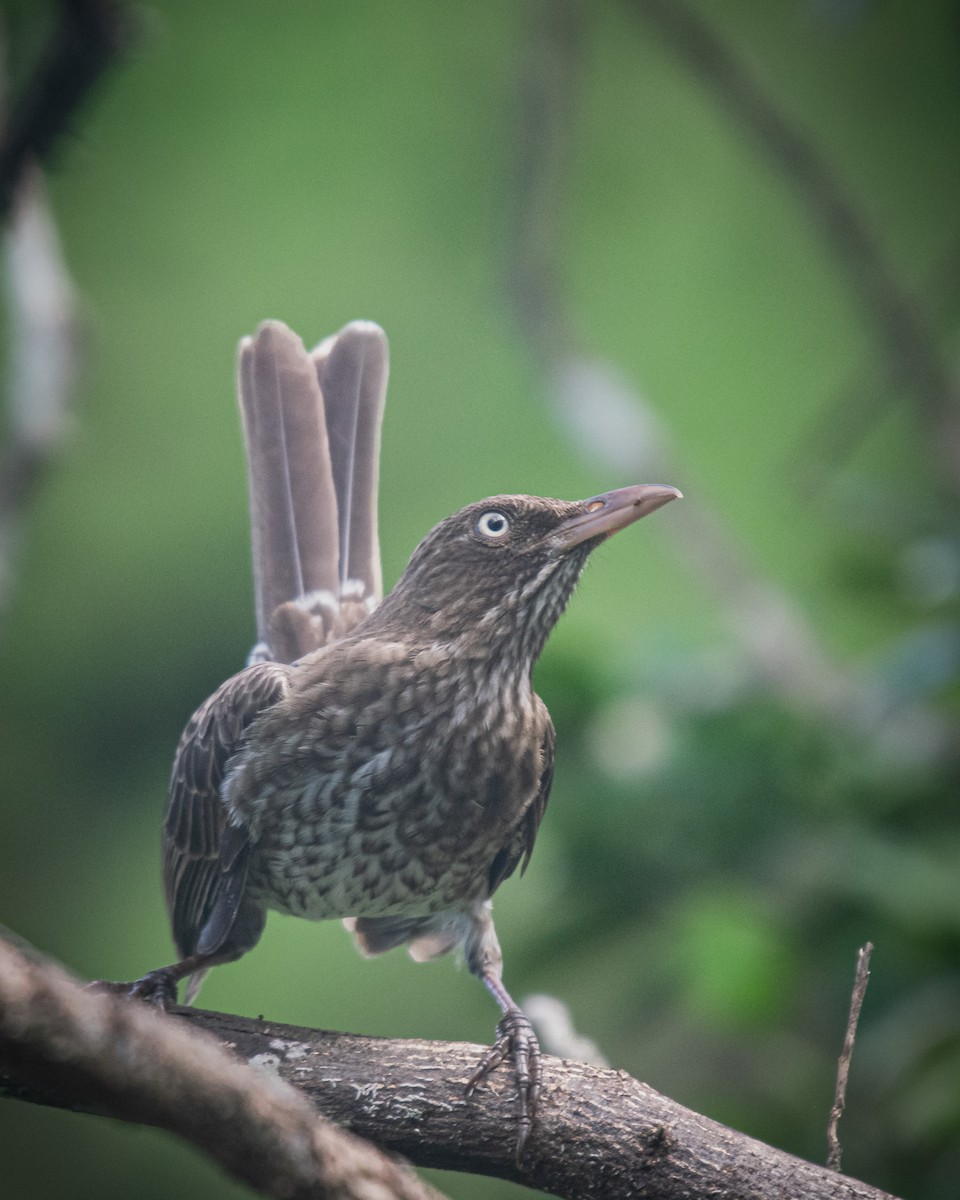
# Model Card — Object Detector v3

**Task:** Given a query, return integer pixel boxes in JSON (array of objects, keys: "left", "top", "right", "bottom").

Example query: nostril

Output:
[{"left": 585, "top": 499, "right": 605, "bottom": 513}]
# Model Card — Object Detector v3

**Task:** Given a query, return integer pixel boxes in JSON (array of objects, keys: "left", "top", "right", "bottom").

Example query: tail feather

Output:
[
  {"left": 237, "top": 319, "right": 388, "bottom": 664},
  {"left": 238, "top": 321, "right": 339, "bottom": 655},
  {"left": 312, "top": 321, "right": 388, "bottom": 603},
  {"left": 343, "top": 914, "right": 463, "bottom": 962}
]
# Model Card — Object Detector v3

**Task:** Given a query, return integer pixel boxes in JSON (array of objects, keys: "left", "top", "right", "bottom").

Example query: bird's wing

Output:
[
  {"left": 487, "top": 708, "right": 556, "bottom": 895},
  {"left": 163, "top": 660, "right": 291, "bottom": 958}
]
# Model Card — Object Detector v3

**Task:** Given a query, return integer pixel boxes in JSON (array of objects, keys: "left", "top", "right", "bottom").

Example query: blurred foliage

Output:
[{"left": 1, "top": 1, "right": 958, "bottom": 1198}]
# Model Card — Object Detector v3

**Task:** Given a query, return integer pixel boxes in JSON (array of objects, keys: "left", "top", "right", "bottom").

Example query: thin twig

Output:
[{"left": 827, "top": 941, "right": 874, "bottom": 1172}]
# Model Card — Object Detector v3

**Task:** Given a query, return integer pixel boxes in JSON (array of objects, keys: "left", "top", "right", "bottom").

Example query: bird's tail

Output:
[{"left": 237, "top": 319, "right": 389, "bottom": 664}]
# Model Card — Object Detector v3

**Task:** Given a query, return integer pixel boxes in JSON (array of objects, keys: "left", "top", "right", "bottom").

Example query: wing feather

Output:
[
  {"left": 487, "top": 713, "right": 556, "bottom": 896},
  {"left": 163, "top": 660, "right": 290, "bottom": 958}
]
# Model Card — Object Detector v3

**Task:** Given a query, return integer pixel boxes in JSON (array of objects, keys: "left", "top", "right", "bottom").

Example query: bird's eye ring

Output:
[{"left": 476, "top": 510, "right": 510, "bottom": 540}]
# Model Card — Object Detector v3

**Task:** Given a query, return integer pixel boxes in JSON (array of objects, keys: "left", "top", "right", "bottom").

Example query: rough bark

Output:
[
  {"left": 185, "top": 1008, "right": 899, "bottom": 1199},
  {"left": 0, "top": 936, "right": 441, "bottom": 1200}
]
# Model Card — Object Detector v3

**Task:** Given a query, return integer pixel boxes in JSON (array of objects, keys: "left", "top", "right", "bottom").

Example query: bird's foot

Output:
[
  {"left": 87, "top": 969, "right": 178, "bottom": 1011},
  {"left": 466, "top": 1007, "right": 542, "bottom": 1163}
]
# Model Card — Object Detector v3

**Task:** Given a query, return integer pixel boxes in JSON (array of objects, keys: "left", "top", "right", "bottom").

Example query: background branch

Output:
[
  {"left": 0, "top": 0, "right": 131, "bottom": 622},
  {"left": 508, "top": 0, "right": 954, "bottom": 761},
  {"left": 626, "top": 0, "right": 960, "bottom": 495},
  {"left": 791, "top": 239, "right": 960, "bottom": 491},
  {"left": 0, "top": 167, "right": 82, "bottom": 622},
  {"left": 0, "top": 935, "right": 899, "bottom": 1200},
  {"left": 0, "top": 0, "right": 134, "bottom": 221}
]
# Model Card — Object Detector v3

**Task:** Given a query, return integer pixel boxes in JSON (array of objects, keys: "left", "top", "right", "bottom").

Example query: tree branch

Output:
[
  {"left": 0, "top": 935, "right": 443, "bottom": 1200},
  {"left": 0, "top": 935, "right": 900, "bottom": 1200}
]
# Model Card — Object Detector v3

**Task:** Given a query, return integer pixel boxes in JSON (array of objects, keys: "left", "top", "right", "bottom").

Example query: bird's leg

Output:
[
  {"left": 463, "top": 905, "right": 542, "bottom": 1162},
  {"left": 88, "top": 949, "right": 240, "bottom": 1010},
  {"left": 467, "top": 973, "right": 543, "bottom": 1160}
]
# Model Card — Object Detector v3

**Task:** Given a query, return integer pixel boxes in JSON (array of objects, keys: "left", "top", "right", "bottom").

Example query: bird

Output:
[{"left": 104, "top": 318, "right": 681, "bottom": 1158}]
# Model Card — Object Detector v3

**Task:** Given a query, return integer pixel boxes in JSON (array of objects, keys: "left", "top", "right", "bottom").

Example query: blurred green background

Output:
[{"left": 1, "top": 1, "right": 958, "bottom": 1197}]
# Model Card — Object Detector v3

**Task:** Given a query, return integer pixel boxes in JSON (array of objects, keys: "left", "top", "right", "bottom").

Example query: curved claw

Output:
[
  {"left": 466, "top": 1008, "right": 543, "bottom": 1163},
  {"left": 87, "top": 969, "right": 179, "bottom": 1011}
]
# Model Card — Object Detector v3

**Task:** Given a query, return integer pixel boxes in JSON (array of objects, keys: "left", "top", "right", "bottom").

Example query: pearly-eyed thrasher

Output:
[{"left": 114, "top": 319, "right": 680, "bottom": 1156}]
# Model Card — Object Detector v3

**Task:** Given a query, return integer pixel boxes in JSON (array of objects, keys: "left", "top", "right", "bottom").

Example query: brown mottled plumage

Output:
[{"left": 107, "top": 319, "right": 681, "bottom": 1158}]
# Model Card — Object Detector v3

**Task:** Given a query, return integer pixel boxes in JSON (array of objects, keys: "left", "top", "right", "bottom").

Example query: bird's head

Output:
[{"left": 368, "top": 484, "right": 681, "bottom": 661}]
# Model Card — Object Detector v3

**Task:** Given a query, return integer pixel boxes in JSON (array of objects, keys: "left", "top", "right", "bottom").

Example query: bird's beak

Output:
[{"left": 553, "top": 484, "right": 682, "bottom": 551}]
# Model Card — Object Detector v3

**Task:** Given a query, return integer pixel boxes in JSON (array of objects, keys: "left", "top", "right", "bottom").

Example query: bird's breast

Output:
[{"left": 232, "top": 662, "right": 544, "bottom": 920}]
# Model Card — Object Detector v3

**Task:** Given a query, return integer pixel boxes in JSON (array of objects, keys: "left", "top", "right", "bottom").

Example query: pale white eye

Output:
[{"left": 476, "top": 510, "right": 510, "bottom": 540}]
